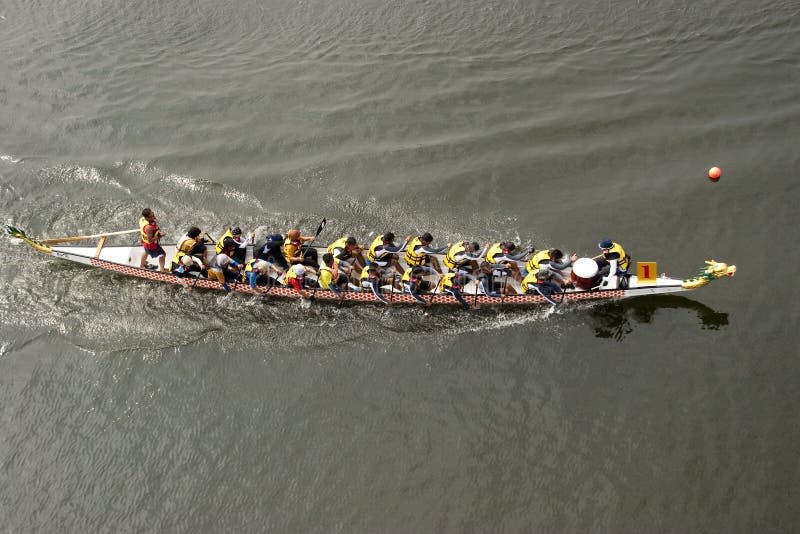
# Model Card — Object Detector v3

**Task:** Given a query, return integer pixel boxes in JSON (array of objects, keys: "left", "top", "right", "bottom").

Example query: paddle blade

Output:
[
  {"left": 315, "top": 218, "right": 327, "bottom": 237},
  {"left": 533, "top": 284, "right": 560, "bottom": 306}
]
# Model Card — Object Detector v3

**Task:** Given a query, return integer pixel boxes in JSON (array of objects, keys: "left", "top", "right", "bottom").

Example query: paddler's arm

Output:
[
  {"left": 365, "top": 280, "right": 390, "bottom": 305},
  {"left": 549, "top": 254, "right": 578, "bottom": 270},
  {"left": 382, "top": 240, "right": 409, "bottom": 254},
  {"left": 449, "top": 287, "right": 471, "bottom": 310},
  {"left": 593, "top": 251, "right": 619, "bottom": 262},
  {"left": 466, "top": 245, "right": 489, "bottom": 260},
  {"left": 417, "top": 244, "right": 448, "bottom": 255},
  {"left": 407, "top": 284, "right": 427, "bottom": 304},
  {"left": 507, "top": 250, "right": 529, "bottom": 262}
]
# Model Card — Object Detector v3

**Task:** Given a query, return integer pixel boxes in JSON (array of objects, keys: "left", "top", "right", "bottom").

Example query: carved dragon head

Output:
[
  {"left": 706, "top": 260, "right": 737, "bottom": 278},
  {"left": 682, "top": 260, "right": 736, "bottom": 289}
]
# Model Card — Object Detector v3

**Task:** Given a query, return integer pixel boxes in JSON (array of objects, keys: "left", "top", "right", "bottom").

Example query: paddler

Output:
[
  {"left": 207, "top": 253, "right": 244, "bottom": 293},
  {"left": 171, "top": 255, "right": 200, "bottom": 292},
  {"left": 327, "top": 236, "right": 366, "bottom": 277},
  {"left": 176, "top": 226, "right": 211, "bottom": 263},
  {"left": 443, "top": 240, "right": 486, "bottom": 277},
  {"left": 171, "top": 254, "right": 197, "bottom": 277},
  {"left": 521, "top": 264, "right": 567, "bottom": 303},
  {"left": 486, "top": 241, "right": 528, "bottom": 283},
  {"left": 169, "top": 247, "right": 204, "bottom": 275},
  {"left": 401, "top": 265, "right": 434, "bottom": 305},
  {"left": 138, "top": 208, "right": 168, "bottom": 272},
  {"left": 215, "top": 226, "right": 252, "bottom": 264},
  {"left": 404, "top": 232, "right": 448, "bottom": 274},
  {"left": 245, "top": 259, "right": 281, "bottom": 293},
  {"left": 366, "top": 232, "right": 410, "bottom": 274},
  {"left": 593, "top": 238, "right": 631, "bottom": 281},
  {"left": 523, "top": 248, "right": 576, "bottom": 283},
  {"left": 360, "top": 263, "right": 390, "bottom": 305},
  {"left": 254, "top": 232, "right": 289, "bottom": 271},
  {"left": 318, "top": 253, "right": 349, "bottom": 295},
  {"left": 476, "top": 261, "right": 502, "bottom": 298},
  {"left": 283, "top": 228, "right": 318, "bottom": 266},
  {"left": 436, "top": 271, "right": 472, "bottom": 310},
  {"left": 282, "top": 263, "right": 316, "bottom": 299}
]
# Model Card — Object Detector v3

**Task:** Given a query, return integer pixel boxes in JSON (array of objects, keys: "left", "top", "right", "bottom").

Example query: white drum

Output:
[{"left": 571, "top": 257, "right": 599, "bottom": 290}]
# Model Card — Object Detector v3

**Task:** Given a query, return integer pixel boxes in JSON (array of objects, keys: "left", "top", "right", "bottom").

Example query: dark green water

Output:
[{"left": 1, "top": 0, "right": 798, "bottom": 531}]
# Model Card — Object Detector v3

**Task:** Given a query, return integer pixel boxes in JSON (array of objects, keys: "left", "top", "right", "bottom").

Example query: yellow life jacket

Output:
[
  {"left": 281, "top": 266, "right": 302, "bottom": 287},
  {"left": 241, "top": 259, "right": 258, "bottom": 282},
  {"left": 525, "top": 249, "right": 551, "bottom": 274},
  {"left": 327, "top": 237, "right": 349, "bottom": 255},
  {"left": 318, "top": 265, "right": 334, "bottom": 289},
  {"left": 486, "top": 242, "right": 507, "bottom": 265},
  {"left": 319, "top": 257, "right": 342, "bottom": 288},
  {"left": 367, "top": 234, "right": 387, "bottom": 263},
  {"left": 243, "top": 259, "right": 257, "bottom": 273},
  {"left": 178, "top": 237, "right": 197, "bottom": 254},
  {"left": 283, "top": 237, "right": 301, "bottom": 263},
  {"left": 605, "top": 242, "right": 630, "bottom": 271},
  {"left": 443, "top": 242, "right": 467, "bottom": 269},
  {"left": 404, "top": 236, "right": 426, "bottom": 266},
  {"left": 169, "top": 250, "right": 187, "bottom": 270},
  {"left": 401, "top": 267, "right": 425, "bottom": 284},
  {"left": 215, "top": 229, "right": 234, "bottom": 255},
  {"left": 437, "top": 272, "right": 458, "bottom": 292},
  {"left": 139, "top": 217, "right": 160, "bottom": 245},
  {"left": 521, "top": 270, "right": 539, "bottom": 294}
]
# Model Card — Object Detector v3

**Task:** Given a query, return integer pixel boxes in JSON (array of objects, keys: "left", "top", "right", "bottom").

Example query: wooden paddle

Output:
[
  {"left": 38, "top": 228, "right": 140, "bottom": 244},
  {"left": 300, "top": 218, "right": 327, "bottom": 258}
]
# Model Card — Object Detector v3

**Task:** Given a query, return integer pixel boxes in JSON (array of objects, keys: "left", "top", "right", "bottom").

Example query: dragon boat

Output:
[{"left": 6, "top": 225, "right": 736, "bottom": 308}]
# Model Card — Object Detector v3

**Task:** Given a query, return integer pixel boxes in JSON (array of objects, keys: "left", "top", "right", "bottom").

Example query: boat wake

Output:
[
  {"left": 41, "top": 164, "right": 132, "bottom": 194},
  {"left": 122, "top": 160, "right": 264, "bottom": 211}
]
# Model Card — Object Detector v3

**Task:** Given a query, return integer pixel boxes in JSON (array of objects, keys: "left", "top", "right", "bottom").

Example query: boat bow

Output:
[{"left": 681, "top": 260, "right": 737, "bottom": 289}]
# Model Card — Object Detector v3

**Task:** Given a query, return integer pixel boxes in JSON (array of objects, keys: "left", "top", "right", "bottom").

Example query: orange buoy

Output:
[{"left": 708, "top": 166, "right": 721, "bottom": 181}]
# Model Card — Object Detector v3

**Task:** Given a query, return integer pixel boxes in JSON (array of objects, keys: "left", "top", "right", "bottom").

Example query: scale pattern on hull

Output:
[{"left": 89, "top": 258, "right": 626, "bottom": 306}]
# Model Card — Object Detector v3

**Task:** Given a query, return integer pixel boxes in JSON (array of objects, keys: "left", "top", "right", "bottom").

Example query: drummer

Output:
[{"left": 593, "top": 238, "right": 631, "bottom": 278}]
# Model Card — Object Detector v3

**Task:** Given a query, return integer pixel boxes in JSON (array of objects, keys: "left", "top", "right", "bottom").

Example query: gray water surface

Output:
[{"left": 1, "top": 0, "right": 798, "bottom": 531}]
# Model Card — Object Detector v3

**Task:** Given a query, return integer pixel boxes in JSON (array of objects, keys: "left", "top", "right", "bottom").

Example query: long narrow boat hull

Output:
[{"left": 25, "top": 235, "right": 734, "bottom": 307}]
